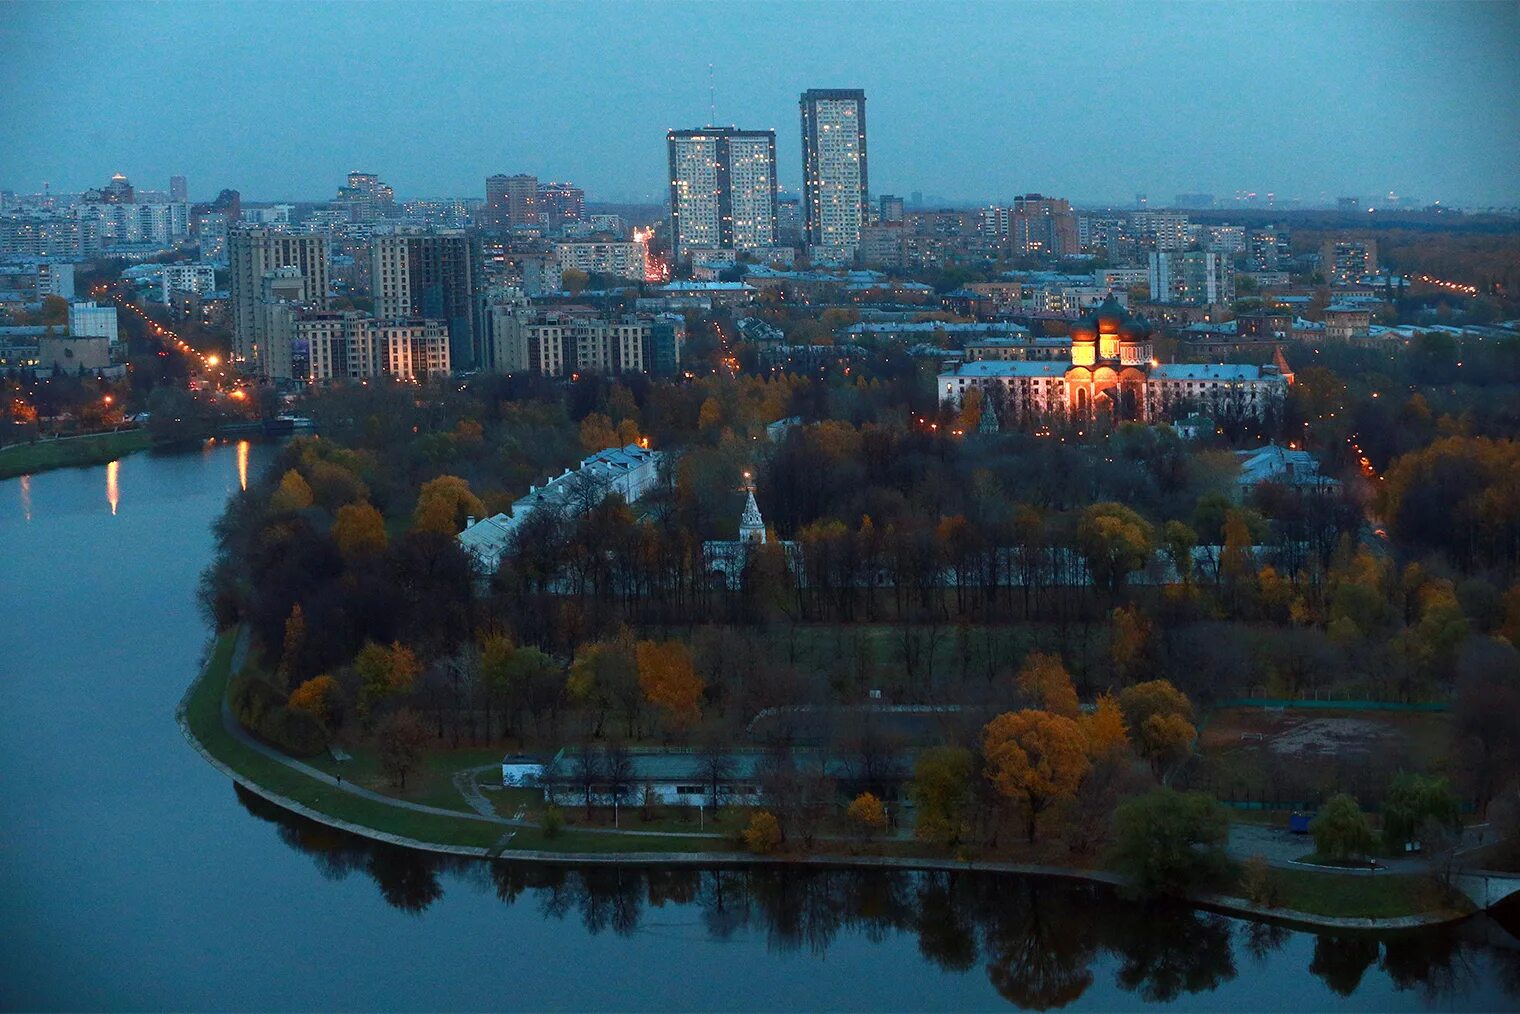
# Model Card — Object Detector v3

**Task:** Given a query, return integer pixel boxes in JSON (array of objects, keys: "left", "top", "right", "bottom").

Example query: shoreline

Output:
[
  {"left": 176, "top": 633, "right": 1471, "bottom": 934},
  {"left": 0, "top": 429, "right": 153, "bottom": 481}
]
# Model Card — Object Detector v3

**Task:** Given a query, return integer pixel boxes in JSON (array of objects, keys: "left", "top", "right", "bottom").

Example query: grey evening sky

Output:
[{"left": 3, "top": 0, "right": 1518, "bottom": 207}]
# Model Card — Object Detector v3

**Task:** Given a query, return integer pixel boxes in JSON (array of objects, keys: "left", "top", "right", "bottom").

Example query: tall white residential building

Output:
[
  {"left": 74, "top": 202, "right": 190, "bottom": 252},
  {"left": 67, "top": 301, "right": 119, "bottom": 342},
  {"left": 159, "top": 263, "right": 217, "bottom": 301},
  {"left": 800, "top": 88, "right": 868, "bottom": 262},
  {"left": 554, "top": 240, "right": 646, "bottom": 281},
  {"left": 1148, "top": 250, "right": 1235, "bottom": 306},
  {"left": 228, "top": 228, "right": 330, "bottom": 375},
  {"left": 667, "top": 127, "right": 778, "bottom": 265}
]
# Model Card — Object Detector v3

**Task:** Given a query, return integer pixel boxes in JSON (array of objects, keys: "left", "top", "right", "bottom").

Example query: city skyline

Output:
[{"left": 4, "top": 1, "right": 1519, "bottom": 208}]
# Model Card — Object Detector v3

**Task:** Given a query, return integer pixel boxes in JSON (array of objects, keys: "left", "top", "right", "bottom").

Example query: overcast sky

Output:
[{"left": 3, "top": 1, "right": 1518, "bottom": 207}]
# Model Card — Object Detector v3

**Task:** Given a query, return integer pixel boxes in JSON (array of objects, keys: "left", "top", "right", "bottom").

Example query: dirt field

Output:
[{"left": 1185, "top": 707, "right": 1454, "bottom": 806}]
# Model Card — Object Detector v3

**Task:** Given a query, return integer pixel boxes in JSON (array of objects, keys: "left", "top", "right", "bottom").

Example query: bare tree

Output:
[{"left": 572, "top": 739, "right": 602, "bottom": 820}]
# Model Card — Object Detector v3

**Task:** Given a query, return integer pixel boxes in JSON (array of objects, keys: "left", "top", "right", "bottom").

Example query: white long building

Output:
[{"left": 458, "top": 444, "right": 665, "bottom": 574}]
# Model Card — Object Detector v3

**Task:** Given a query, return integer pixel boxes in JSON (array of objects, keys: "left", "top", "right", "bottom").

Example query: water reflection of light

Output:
[
  {"left": 107, "top": 459, "right": 120, "bottom": 515},
  {"left": 237, "top": 440, "right": 249, "bottom": 492},
  {"left": 20, "top": 474, "right": 31, "bottom": 522}
]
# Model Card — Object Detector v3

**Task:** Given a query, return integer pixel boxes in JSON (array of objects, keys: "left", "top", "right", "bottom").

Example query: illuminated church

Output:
[{"left": 937, "top": 298, "right": 1290, "bottom": 423}]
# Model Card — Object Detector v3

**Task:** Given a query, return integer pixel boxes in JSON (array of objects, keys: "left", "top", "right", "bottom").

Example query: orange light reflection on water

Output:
[
  {"left": 107, "top": 459, "right": 120, "bottom": 515},
  {"left": 237, "top": 440, "right": 249, "bottom": 492},
  {"left": 20, "top": 474, "right": 32, "bottom": 522}
]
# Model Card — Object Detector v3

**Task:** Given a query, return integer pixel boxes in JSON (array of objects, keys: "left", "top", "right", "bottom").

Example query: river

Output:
[{"left": 1, "top": 442, "right": 1516, "bottom": 1011}]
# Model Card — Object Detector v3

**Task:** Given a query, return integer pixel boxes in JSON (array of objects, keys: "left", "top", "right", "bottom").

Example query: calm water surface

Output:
[{"left": 1, "top": 442, "right": 1517, "bottom": 1011}]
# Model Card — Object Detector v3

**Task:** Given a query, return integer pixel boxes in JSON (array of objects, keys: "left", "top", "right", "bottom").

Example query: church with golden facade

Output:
[{"left": 937, "top": 298, "right": 1291, "bottom": 424}]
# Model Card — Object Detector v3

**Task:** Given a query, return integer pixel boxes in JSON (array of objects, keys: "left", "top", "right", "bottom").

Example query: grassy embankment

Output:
[
  {"left": 183, "top": 630, "right": 736, "bottom": 854},
  {"left": 0, "top": 429, "right": 153, "bottom": 480},
  {"left": 1268, "top": 867, "right": 1461, "bottom": 920}
]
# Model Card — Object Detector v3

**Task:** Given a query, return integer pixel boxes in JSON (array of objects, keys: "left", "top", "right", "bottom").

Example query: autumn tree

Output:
[
  {"left": 269, "top": 469, "right": 314, "bottom": 513},
  {"left": 743, "top": 810, "right": 783, "bottom": 854},
  {"left": 277, "top": 603, "right": 307, "bottom": 688},
  {"left": 982, "top": 710, "right": 1092, "bottom": 842},
  {"left": 376, "top": 708, "right": 430, "bottom": 788},
  {"left": 636, "top": 639, "right": 704, "bottom": 733},
  {"left": 333, "top": 501, "right": 388, "bottom": 560},
  {"left": 356, "top": 641, "right": 422, "bottom": 720},
  {"left": 1118, "top": 680, "right": 1196, "bottom": 779},
  {"left": 1108, "top": 606, "right": 1152, "bottom": 684},
  {"left": 287, "top": 674, "right": 341, "bottom": 729},
  {"left": 579, "top": 412, "right": 620, "bottom": 452},
  {"left": 1081, "top": 693, "right": 1130, "bottom": 763},
  {"left": 1077, "top": 502, "right": 1155, "bottom": 597},
  {"left": 1016, "top": 652, "right": 1079, "bottom": 717},
  {"left": 912, "top": 746, "right": 974, "bottom": 847},
  {"left": 411, "top": 475, "right": 486, "bottom": 536},
  {"left": 847, "top": 792, "right": 889, "bottom": 840}
]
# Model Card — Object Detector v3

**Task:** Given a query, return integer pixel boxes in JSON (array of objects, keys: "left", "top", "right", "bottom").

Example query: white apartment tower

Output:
[
  {"left": 667, "top": 127, "right": 778, "bottom": 265},
  {"left": 800, "top": 88, "right": 868, "bottom": 262}
]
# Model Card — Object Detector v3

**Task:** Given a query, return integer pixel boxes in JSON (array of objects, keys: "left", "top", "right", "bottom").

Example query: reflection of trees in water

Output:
[
  {"left": 238, "top": 785, "right": 1518, "bottom": 1005},
  {"left": 1310, "top": 935, "right": 1380, "bottom": 996},
  {"left": 1107, "top": 904, "right": 1238, "bottom": 1003},
  {"left": 976, "top": 878, "right": 1096, "bottom": 1010}
]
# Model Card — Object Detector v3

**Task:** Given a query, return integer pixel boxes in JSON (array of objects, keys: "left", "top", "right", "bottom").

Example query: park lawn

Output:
[
  {"left": 307, "top": 742, "right": 503, "bottom": 814},
  {"left": 1266, "top": 867, "right": 1464, "bottom": 920},
  {"left": 0, "top": 429, "right": 152, "bottom": 480},
  {"left": 556, "top": 804, "right": 748, "bottom": 836}
]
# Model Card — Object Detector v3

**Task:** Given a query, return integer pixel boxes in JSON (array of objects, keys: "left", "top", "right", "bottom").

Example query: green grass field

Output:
[
  {"left": 0, "top": 430, "right": 152, "bottom": 480},
  {"left": 1267, "top": 867, "right": 1463, "bottom": 920}
]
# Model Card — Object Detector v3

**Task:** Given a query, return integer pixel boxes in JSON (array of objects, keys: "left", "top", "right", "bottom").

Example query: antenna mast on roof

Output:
[{"left": 708, "top": 63, "right": 716, "bottom": 127}]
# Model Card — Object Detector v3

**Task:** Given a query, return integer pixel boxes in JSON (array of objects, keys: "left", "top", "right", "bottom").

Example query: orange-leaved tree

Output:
[
  {"left": 1016, "top": 651, "right": 1079, "bottom": 717},
  {"left": 288, "top": 674, "right": 341, "bottom": 729},
  {"left": 847, "top": 792, "right": 889, "bottom": 839},
  {"left": 411, "top": 475, "right": 485, "bottom": 536},
  {"left": 1118, "top": 679, "right": 1196, "bottom": 778},
  {"left": 982, "top": 709, "right": 1091, "bottom": 842},
  {"left": 1081, "top": 692, "right": 1130, "bottom": 762},
  {"left": 333, "top": 501, "right": 388, "bottom": 560},
  {"left": 636, "top": 639, "right": 704, "bottom": 733}
]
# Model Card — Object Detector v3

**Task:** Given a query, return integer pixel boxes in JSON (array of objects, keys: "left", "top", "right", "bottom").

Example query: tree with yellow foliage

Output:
[
  {"left": 1016, "top": 652, "right": 1079, "bottom": 717},
  {"left": 743, "top": 810, "right": 783, "bottom": 853},
  {"left": 636, "top": 639, "right": 704, "bottom": 733},
  {"left": 269, "top": 469, "right": 314, "bottom": 513},
  {"left": 847, "top": 792, "right": 889, "bottom": 839},
  {"left": 1080, "top": 693, "right": 1130, "bottom": 762},
  {"left": 411, "top": 475, "right": 485, "bottom": 535},
  {"left": 287, "top": 674, "right": 341, "bottom": 729},
  {"left": 982, "top": 709, "right": 1092, "bottom": 842},
  {"left": 1118, "top": 680, "right": 1196, "bottom": 779},
  {"left": 333, "top": 501, "right": 388, "bottom": 560},
  {"left": 579, "top": 412, "right": 620, "bottom": 452},
  {"left": 356, "top": 641, "right": 422, "bottom": 721}
]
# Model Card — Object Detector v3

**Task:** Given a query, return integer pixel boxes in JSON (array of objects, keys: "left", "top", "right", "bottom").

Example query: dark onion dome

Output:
[
  {"left": 1070, "top": 321, "right": 1098, "bottom": 342},
  {"left": 1119, "top": 318, "right": 1151, "bottom": 342},
  {"left": 1094, "top": 295, "right": 1126, "bottom": 332}
]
